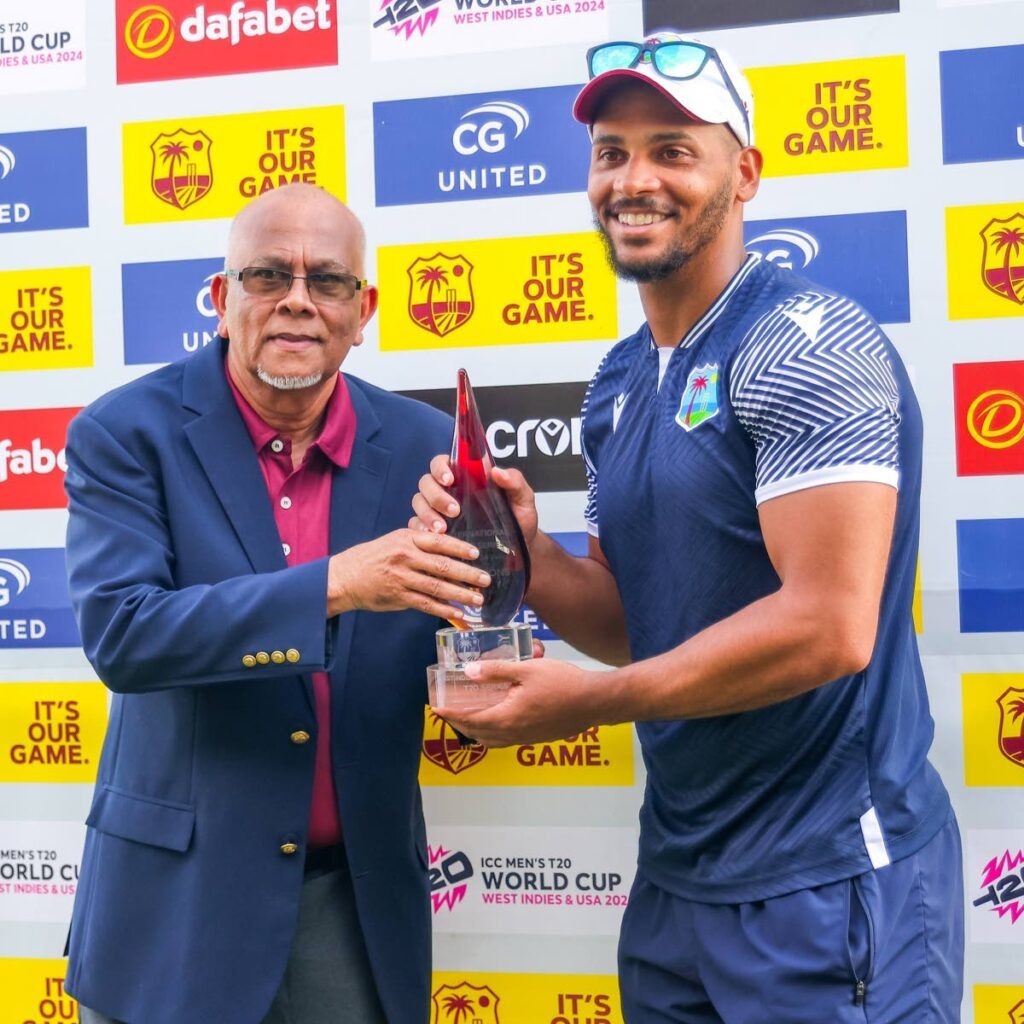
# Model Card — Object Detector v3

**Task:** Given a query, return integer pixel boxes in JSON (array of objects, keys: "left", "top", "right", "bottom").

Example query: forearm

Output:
[
  {"left": 595, "top": 586, "right": 871, "bottom": 723},
  {"left": 525, "top": 530, "right": 630, "bottom": 666}
]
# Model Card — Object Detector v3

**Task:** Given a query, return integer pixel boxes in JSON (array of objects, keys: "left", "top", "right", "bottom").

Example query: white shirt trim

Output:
[
  {"left": 859, "top": 806, "right": 891, "bottom": 869},
  {"left": 754, "top": 464, "right": 899, "bottom": 506}
]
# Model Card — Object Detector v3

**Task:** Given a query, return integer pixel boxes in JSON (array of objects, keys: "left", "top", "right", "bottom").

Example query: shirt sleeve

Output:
[{"left": 729, "top": 292, "right": 902, "bottom": 506}]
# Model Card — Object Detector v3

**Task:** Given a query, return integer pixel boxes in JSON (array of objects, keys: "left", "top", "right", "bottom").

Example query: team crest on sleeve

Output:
[{"left": 675, "top": 364, "right": 720, "bottom": 432}]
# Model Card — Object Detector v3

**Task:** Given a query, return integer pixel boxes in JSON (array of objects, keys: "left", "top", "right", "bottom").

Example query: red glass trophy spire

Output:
[{"left": 447, "top": 368, "right": 530, "bottom": 627}]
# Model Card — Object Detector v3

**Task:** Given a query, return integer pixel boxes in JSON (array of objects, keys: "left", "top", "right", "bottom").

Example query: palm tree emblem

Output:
[
  {"left": 982, "top": 216, "right": 1024, "bottom": 304},
  {"left": 676, "top": 365, "right": 719, "bottom": 432},
  {"left": 149, "top": 130, "right": 213, "bottom": 210},
  {"left": 408, "top": 254, "right": 474, "bottom": 337},
  {"left": 441, "top": 993, "right": 475, "bottom": 1022},
  {"left": 997, "top": 688, "right": 1024, "bottom": 767},
  {"left": 432, "top": 983, "right": 498, "bottom": 1024},
  {"left": 422, "top": 710, "right": 487, "bottom": 775}
]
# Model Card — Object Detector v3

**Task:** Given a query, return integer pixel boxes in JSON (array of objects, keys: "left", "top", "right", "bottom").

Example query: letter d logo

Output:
[{"left": 125, "top": 5, "right": 176, "bottom": 59}]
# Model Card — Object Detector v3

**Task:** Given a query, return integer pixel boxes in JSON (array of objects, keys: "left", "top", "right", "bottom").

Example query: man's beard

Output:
[
  {"left": 596, "top": 176, "right": 734, "bottom": 283},
  {"left": 256, "top": 367, "right": 324, "bottom": 390}
]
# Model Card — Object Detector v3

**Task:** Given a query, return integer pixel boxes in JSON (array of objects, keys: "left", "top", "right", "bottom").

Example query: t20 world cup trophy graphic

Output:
[{"left": 427, "top": 369, "right": 533, "bottom": 710}]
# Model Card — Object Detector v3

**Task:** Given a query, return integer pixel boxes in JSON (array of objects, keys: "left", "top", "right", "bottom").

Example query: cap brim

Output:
[{"left": 573, "top": 69, "right": 704, "bottom": 126}]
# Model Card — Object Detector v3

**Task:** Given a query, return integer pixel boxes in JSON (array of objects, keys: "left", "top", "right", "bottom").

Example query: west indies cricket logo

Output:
[
  {"left": 423, "top": 710, "right": 487, "bottom": 775},
  {"left": 407, "top": 253, "right": 474, "bottom": 337},
  {"left": 982, "top": 214, "right": 1024, "bottom": 306},
  {"left": 150, "top": 128, "right": 213, "bottom": 210},
  {"left": 997, "top": 687, "right": 1024, "bottom": 769},
  {"left": 432, "top": 981, "right": 500, "bottom": 1024}
]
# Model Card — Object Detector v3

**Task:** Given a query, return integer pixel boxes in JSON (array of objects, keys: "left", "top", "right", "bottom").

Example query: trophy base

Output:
[
  {"left": 426, "top": 665, "right": 514, "bottom": 711},
  {"left": 428, "top": 621, "right": 532, "bottom": 711}
]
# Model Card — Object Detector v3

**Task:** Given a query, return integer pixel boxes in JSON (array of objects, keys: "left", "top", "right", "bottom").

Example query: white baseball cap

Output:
[{"left": 573, "top": 32, "right": 754, "bottom": 147}]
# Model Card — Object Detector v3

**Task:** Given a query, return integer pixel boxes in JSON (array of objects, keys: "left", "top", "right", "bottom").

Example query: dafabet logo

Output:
[
  {"left": 954, "top": 361, "right": 1024, "bottom": 476},
  {"left": 747, "top": 55, "right": 907, "bottom": 177},
  {"left": 946, "top": 203, "right": 1024, "bottom": 320},
  {"left": 378, "top": 233, "right": 616, "bottom": 350},
  {"left": 117, "top": 0, "right": 337, "bottom": 84},
  {"left": 122, "top": 106, "right": 345, "bottom": 224},
  {"left": 0, "top": 407, "right": 80, "bottom": 510}
]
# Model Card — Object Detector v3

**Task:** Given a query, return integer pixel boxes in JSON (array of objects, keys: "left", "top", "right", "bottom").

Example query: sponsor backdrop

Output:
[{"left": 0, "top": 0, "right": 1021, "bottom": 1020}]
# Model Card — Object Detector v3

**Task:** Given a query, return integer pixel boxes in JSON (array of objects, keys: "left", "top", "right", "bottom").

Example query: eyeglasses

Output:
[
  {"left": 225, "top": 267, "right": 368, "bottom": 303},
  {"left": 586, "top": 39, "right": 750, "bottom": 146}
]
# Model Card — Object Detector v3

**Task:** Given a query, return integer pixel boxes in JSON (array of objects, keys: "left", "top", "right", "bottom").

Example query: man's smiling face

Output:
[{"left": 587, "top": 80, "right": 744, "bottom": 283}]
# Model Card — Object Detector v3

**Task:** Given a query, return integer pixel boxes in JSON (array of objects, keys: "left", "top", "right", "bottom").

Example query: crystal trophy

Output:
[{"left": 426, "top": 369, "right": 533, "bottom": 711}]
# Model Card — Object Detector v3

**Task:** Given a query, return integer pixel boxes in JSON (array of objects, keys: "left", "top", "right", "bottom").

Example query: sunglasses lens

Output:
[
  {"left": 654, "top": 42, "right": 708, "bottom": 79},
  {"left": 590, "top": 43, "right": 642, "bottom": 76}
]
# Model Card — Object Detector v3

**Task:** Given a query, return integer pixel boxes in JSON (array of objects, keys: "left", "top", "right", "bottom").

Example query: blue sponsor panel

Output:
[
  {"left": 374, "top": 84, "right": 588, "bottom": 207},
  {"left": 122, "top": 257, "right": 223, "bottom": 365},
  {"left": 0, "top": 127, "right": 88, "bottom": 234},
  {"left": 744, "top": 210, "right": 910, "bottom": 325},
  {"left": 513, "top": 531, "right": 588, "bottom": 641},
  {"left": 957, "top": 518, "right": 1024, "bottom": 632},
  {"left": 0, "top": 548, "right": 79, "bottom": 647},
  {"left": 940, "top": 44, "right": 1024, "bottom": 165}
]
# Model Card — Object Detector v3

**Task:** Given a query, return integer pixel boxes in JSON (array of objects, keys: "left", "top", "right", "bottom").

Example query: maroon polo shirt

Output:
[{"left": 227, "top": 365, "right": 356, "bottom": 849}]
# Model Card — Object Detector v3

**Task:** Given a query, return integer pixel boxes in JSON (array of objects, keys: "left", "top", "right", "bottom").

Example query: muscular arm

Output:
[{"left": 443, "top": 480, "right": 896, "bottom": 745}]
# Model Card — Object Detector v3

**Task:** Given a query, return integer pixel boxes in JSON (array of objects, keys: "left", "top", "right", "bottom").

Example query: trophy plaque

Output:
[{"left": 426, "top": 369, "right": 533, "bottom": 711}]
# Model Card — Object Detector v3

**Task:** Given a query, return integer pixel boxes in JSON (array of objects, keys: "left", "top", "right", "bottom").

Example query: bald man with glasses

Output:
[{"left": 65, "top": 184, "right": 487, "bottom": 1024}]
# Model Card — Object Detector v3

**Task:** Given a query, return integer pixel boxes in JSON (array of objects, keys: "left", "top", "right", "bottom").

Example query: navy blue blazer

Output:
[{"left": 63, "top": 338, "right": 451, "bottom": 1024}]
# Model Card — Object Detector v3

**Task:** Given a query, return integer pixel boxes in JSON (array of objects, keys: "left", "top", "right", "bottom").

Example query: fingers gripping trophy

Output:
[{"left": 426, "top": 370, "right": 533, "bottom": 710}]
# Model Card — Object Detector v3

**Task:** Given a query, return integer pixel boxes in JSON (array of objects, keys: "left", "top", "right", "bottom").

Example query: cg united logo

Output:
[
  {"left": 150, "top": 129, "right": 213, "bottom": 209},
  {"left": 973, "top": 849, "right": 1024, "bottom": 926},
  {"left": 0, "top": 145, "right": 16, "bottom": 180},
  {"left": 982, "top": 214, "right": 1024, "bottom": 305},
  {"left": 0, "top": 558, "right": 30, "bottom": 607},
  {"left": 452, "top": 101, "right": 528, "bottom": 156},
  {"left": 423, "top": 710, "right": 487, "bottom": 775},
  {"left": 407, "top": 253, "right": 474, "bottom": 337},
  {"left": 431, "top": 981, "right": 500, "bottom": 1024},
  {"left": 125, "top": 5, "right": 175, "bottom": 58},
  {"left": 997, "top": 688, "right": 1024, "bottom": 769},
  {"left": 746, "top": 228, "right": 819, "bottom": 270}
]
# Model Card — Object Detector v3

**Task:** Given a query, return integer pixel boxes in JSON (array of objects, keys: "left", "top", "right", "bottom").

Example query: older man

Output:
[
  {"left": 65, "top": 184, "right": 488, "bottom": 1024},
  {"left": 415, "top": 33, "right": 963, "bottom": 1023}
]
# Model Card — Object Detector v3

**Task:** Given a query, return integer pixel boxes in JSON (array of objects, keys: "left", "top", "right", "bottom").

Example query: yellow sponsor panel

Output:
[
  {"left": 0, "top": 958, "right": 78, "bottom": 1024},
  {"left": 123, "top": 106, "right": 346, "bottom": 224},
  {"left": 913, "top": 558, "right": 923, "bottom": 635},
  {"left": 962, "top": 673, "right": 1024, "bottom": 787},
  {"left": 421, "top": 710, "right": 633, "bottom": 787},
  {"left": 747, "top": 56, "right": 908, "bottom": 177},
  {"left": 974, "top": 984, "right": 1024, "bottom": 1023},
  {"left": 378, "top": 233, "right": 618, "bottom": 350},
  {"left": 0, "top": 267, "right": 92, "bottom": 373},
  {"left": 430, "top": 971, "right": 622, "bottom": 1024},
  {"left": 946, "top": 203, "right": 1024, "bottom": 320},
  {"left": 0, "top": 683, "right": 107, "bottom": 784}
]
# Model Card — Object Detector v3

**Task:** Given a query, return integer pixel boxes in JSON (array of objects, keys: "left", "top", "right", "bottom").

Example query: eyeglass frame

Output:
[
  {"left": 585, "top": 39, "right": 751, "bottom": 148},
  {"left": 224, "top": 266, "right": 370, "bottom": 303}
]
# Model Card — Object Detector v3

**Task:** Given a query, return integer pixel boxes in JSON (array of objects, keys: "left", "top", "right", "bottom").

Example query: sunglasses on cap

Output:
[{"left": 586, "top": 39, "right": 751, "bottom": 147}]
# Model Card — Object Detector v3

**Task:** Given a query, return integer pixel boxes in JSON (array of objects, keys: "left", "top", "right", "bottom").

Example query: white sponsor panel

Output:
[
  {"left": 0, "top": 820, "right": 85, "bottom": 923},
  {"left": 427, "top": 825, "right": 636, "bottom": 935},
  {"left": 371, "top": 0, "right": 609, "bottom": 62},
  {"left": 967, "top": 829, "right": 1024, "bottom": 945},
  {"left": 0, "top": 0, "right": 86, "bottom": 96}
]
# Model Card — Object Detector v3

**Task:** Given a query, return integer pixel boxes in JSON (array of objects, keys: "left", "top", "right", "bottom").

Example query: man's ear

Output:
[
  {"left": 211, "top": 272, "right": 230, "bottom": 338},
  {"left": 736, "top": 146, "right": 763, "bottom": 204}
]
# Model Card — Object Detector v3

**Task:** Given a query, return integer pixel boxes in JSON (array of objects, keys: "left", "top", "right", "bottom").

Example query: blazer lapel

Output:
[
  {"left": 328, "top": 381, "right": 392, "bottom": 710},
  {"left": 181, "top": 339, "right": 286, "bottom": 576}
]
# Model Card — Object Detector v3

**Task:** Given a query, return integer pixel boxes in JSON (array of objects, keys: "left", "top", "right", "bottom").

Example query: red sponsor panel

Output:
[
  {"left": 953, "top": 360, "right": 1024, "bottom": 476},
  {"left": 116, "top": 0, "right": 338, "bottom": 84},
  {"left": 0, "top": 407, "right": 81, "bottom": 511}
]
